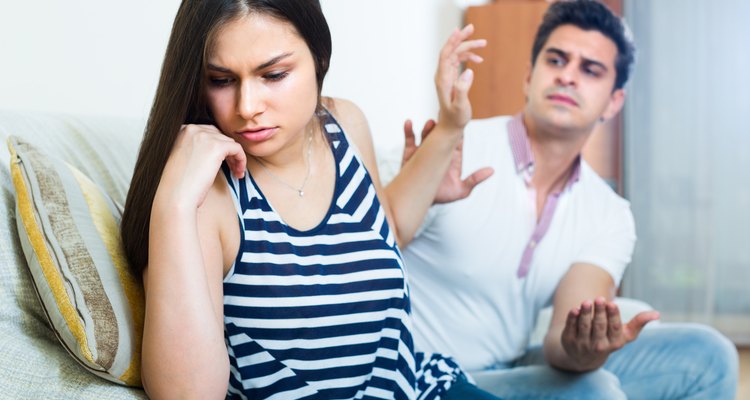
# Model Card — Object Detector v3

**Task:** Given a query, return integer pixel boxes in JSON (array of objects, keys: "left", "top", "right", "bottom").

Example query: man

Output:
[{"left": 395, "top": 1, "right": 739, "bottom": 398}]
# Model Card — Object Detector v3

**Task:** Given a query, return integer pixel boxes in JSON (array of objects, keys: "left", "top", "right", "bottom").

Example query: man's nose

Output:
[{"left": 555, "top": 64, "right": 578, "bottom": 88}]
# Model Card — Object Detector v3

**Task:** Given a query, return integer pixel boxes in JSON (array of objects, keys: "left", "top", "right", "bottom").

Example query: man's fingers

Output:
[
  {"left": 591, "top": 297, "right": 609, "bottom": 350},
  {"left": 403, "top": 119, "right": 416, "bottom": 145},
  {"left": 446, "top": 68, "right": 474, "bottom": 126},
  {"left": 576, "top": 300, "right": 594, "bottom": 340},
  {"left": 456, "top": 39, "right": 487, "bottom": 51},
  {"left": 442, "top": 24, "right": 477, "bottom": 57},
  {"left": 439, "top": 27, "right": 462, "bottom": 60},
  {"left": 459, "top": 23, "right": 475, "bottom": 39},
  {"left": 420, "top": 119, "right": 437, "bottom": 141},
  {"left": 436, "top": 24, "right": 483, "bottom": 105},
  {"left": 401, "top": 120, "right": 417, "bottom": 166},
  {"left": 562, "top": 307, "right": 581, "bottom": 344},
  {"left": 437, "top": 27, "right": 464, "bottom": 79},
  {"left": 452, "top": 68, "right": 474, "bottom": 107},
  {"left": 455, "top": 40, "right": 487, "bottom": 62},
  {"left": 624, "top": 310, "right": 661, "bottom": 341},
  {"left": 606, "top": 302, "right": 623, "bottom": 341},
  {"left": 461, "top": 167, "right": 494, "bottom": 195},
  {"left": 457, "top": 52, "right": 484, "bottom": 65}
]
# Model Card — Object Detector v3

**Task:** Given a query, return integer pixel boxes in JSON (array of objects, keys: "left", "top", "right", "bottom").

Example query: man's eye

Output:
[
  {"left": 584, "top": 67, "right": 602, "bottom": 77},
  {"left": 264, "top": 71, "right": 289, "bottom": 82},
  {"left": 548, "top": 57, "right": 564, "bottom": 66}
]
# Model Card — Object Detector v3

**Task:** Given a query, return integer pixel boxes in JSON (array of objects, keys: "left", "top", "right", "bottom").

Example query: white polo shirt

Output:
[{"left": 403, "top": 115, "right": 636, "bottom": 372}]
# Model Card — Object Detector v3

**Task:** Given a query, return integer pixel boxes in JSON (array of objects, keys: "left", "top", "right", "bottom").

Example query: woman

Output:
[{"left": 121, "top": 1, "right": 495, "bottom": 398}]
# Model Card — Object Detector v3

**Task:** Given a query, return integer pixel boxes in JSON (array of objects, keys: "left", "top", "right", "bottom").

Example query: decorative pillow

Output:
[{"left": 7, "top": 136, "right": 144, "bottom": 387}]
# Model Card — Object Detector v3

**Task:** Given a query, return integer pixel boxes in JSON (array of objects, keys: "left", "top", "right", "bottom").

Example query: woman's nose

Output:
[{"left": 237, "top": 80, "right": 265, "bottom": 120}]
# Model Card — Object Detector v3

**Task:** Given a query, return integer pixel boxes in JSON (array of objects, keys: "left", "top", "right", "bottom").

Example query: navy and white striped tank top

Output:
[{"left": 221, "top": 111, "right": 465, "bottom": 399}]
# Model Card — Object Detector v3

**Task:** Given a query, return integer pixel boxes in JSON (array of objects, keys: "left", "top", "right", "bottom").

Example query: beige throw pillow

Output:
[{"left": 8, "top": 136, "right": 144, "bottom": 387}]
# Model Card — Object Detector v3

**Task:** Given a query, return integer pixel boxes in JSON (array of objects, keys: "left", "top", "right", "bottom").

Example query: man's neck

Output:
[{"left": 522, "top": 113, "right": 591, "bottom": 194}]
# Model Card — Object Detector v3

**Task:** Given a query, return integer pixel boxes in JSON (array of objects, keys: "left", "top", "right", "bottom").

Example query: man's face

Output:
[{"left": 524, "top": 24, "right": 624, "bottom": 134}]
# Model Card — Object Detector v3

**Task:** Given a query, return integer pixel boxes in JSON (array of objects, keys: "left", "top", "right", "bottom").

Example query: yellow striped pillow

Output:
[{"left": 7, "top": 136, "right": 144, "bottom": 387}]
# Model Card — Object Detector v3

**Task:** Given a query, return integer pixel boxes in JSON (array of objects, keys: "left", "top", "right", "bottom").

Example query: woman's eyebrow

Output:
[
  {"left": 254, "top": 52, "right": 294, "bottom": 72},
  {"left": 206, "top": 52, "right": 294, "bottom": 74}
]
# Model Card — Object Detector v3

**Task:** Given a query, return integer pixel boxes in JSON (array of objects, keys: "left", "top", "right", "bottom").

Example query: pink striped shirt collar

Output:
[
  {"left": 507, "top": 113, "right": 582, "bottom": 278},
  {"left": 507, "top": 113, "right": 581, "bottom": 191}
]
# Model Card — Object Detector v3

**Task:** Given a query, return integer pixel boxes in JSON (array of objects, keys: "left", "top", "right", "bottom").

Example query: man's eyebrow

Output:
[
  {"left": 206, "top": 52, "right": 294, "bottom": 74},
  {"left": 545, "top": 47, "right": 570, "bottom": 60},
  {"left": 545, "top": 47, "right": 609, "bottom": 72}
]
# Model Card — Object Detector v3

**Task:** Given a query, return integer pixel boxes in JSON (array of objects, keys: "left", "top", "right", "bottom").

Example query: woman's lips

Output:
[{"left": 238, "top": 127, "right": 277, "bottom": 141}]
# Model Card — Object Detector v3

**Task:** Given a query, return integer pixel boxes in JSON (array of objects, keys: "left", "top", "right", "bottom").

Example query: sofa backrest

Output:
[{"left": 0, "top": 110, "right": 145, "bottom": 329}]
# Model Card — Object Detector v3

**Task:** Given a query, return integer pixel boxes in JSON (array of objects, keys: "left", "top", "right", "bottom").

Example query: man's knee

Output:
[
  {"left": 568, "top": 369, "right": 627, "bottom": 400},
  {"left": 663, "top": 324, "right": 738, "bottom": 370},
  {"left": 680, "top": 324, "right": 738, "bottom": 388},
  {"left": 641, "top": 323, "right": 739, "bottom": 396}
]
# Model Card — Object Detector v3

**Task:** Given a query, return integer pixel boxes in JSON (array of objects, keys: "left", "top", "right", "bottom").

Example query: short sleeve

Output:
[{"left": 573, "top": 198, "right": 636, "bottom": 287}]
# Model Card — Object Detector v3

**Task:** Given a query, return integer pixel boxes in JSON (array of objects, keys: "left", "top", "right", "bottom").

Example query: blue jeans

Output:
[
  {"left": 442, "top": 374, "right": 504, "bottom": 400},
  {"left": 470, "top": 323, "right": 738, "bottom": 400}
]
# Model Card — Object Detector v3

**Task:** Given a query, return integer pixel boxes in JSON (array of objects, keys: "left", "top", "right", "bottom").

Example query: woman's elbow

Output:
[{"left": 141, "top": 359, "right": 230, "bottom": 399}]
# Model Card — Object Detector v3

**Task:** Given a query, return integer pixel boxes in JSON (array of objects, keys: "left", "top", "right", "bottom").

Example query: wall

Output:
[
  {"left": 0, "top": 0, "right": 180, "bottom": 118},
  {"left": 623, "top": 0, "right": 750, "bottom": 343},
  {"left": 0, "top": 1, "right": 482, "bottom": 164},
  {"left": 321, "top": 0, "right": 462, "bottom": 167}
]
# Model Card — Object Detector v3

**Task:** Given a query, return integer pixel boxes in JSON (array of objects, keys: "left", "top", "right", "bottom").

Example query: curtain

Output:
[{"left": 623, "top": 0, "right": 750, "bottom": 344}]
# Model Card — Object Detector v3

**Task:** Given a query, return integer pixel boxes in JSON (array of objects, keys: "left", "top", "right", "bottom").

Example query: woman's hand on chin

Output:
[{"left": 155, "top": 124, "right": 246, "bottom": 212}]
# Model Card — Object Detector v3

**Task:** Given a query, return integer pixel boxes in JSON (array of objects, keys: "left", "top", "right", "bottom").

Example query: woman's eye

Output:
[
  {"left": 264, "top": 71, "right": 289, "bottom": 82},
  {"left": 209, "top": 77, "right": 233, "bottom": 87}
]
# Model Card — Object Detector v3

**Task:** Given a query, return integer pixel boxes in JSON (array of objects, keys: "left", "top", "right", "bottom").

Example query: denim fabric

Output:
[
  {"left": 470, "top": 323, "right": 738, "bottom": 400},
  {"left": 442, "top": 375, "right": 504, "bottom": 400}
]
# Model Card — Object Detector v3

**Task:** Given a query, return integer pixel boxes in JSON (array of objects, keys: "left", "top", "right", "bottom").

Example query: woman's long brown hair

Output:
[{"left": 120, "top": 0, "right": 331, "bottom": 275}]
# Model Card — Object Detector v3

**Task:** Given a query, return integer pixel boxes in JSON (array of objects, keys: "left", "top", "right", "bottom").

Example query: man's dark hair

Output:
[{"left": 531, "top": 0, "right": 635, "bottom": 90}]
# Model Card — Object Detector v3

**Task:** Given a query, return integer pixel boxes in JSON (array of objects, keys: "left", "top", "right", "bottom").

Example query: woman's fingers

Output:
[{"left": 225, "top": 141, "right": 247, "bottom": 179}]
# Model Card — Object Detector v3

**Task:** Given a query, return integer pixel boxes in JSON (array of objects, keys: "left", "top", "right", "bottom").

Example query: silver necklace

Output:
[{"left": 253, "top": 129, "right": 313, "bottom": 197}]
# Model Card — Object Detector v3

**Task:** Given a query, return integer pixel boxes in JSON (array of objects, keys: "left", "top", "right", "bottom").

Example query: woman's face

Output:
[{"left": 204, "top": 13, "right": 319, "bottom": 159}]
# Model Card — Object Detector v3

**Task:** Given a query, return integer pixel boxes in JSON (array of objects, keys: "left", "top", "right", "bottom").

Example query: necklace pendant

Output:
[{"left": 298, "top": 190, "right": 304, "bottom": 197}]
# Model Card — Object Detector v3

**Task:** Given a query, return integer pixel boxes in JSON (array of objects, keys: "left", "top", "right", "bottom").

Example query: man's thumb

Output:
[{"left": 451, "top": 69, "right": 473, "bottom": 113}]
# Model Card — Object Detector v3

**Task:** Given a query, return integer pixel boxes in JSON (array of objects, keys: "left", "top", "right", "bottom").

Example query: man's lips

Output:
[
  {"left": 547, "top": 93, "right": 579, "bottom": 107},
  {"left": 237, "top": 127, "right": 277, "bottom": 141}
]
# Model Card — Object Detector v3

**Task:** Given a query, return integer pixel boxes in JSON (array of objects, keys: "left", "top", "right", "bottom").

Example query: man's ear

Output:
[
  {"left": 602, "top": 88, "right": 625, "bottom": 121},
  {"left": 523, "top": 62, "right": 533, "bottom": 99}
]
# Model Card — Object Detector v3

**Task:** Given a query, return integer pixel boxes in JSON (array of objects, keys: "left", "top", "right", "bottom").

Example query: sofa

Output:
[
  {"left": 0, "top": 110, "right": 652, "bottom": 398},
  {"left": 0, "top": 110, "right": 147, "bottom": 399}
]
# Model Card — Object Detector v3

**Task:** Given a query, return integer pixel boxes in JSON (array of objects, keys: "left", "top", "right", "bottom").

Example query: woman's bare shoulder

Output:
[{"left": 322, "top": 97, "right": 370, "bottom": 137}]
